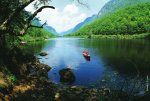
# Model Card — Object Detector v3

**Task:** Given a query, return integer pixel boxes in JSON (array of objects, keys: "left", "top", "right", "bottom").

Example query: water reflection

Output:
[
  {"left": 38, "top": 38, "right": 104, "bottom": 86},
  {"left": 83, "top": 55, "right": 90, "bottom": 61},
  {"left": 39, "top": 38, "right": 88, "bottom": 69},
  {"left": 86, "top": 39, "right": 150, "bottom": 75},
  {"left": 17, "top": 38, "right": 150, "bottom": 86},
  {"left": 20, "top": 41, "right": 48, "bottom": 55}
]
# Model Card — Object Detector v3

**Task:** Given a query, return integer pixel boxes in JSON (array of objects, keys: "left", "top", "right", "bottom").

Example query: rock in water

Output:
[
  {"left": 20, "top": 41, "right": 27, "bottom": 45},
  {"left": 39, "top": 52, "right": 48, "bottom": 56},
  {"left": 59, "top": 68, "right": 75, "bottom": 84}
]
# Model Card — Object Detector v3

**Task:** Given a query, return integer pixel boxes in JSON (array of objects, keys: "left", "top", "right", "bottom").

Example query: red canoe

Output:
[{"left": 83, "top": 50, "right": 90, "bottom": 61}]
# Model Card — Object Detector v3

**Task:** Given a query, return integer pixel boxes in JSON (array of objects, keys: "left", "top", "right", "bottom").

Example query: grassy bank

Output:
[{"left": 64, "top": 35, "right": 86, "bottom": 38}]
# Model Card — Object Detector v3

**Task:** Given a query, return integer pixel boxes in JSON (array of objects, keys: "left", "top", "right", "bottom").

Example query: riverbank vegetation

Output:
[
  {"left": 67, "top": 3, "right": 150, "bottom": 39},
  {"left": 19, "top": 27, "right": 54, "bottom": 42},
  {"left": 66, "top": 33, "right": 150, "bottom": 39},
  {"left": 0, "top": 0, "right": 55, "bottom": 44}
]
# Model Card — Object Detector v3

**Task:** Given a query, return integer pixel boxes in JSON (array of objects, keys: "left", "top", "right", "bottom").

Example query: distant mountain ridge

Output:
[
  {"left": 60, "top": 14, "right": 97, "bottom": 36},
  {"left": 44, "top": 26, "right": 58, "bottom": 36},
  {"left": 98, "top": 0, "right": 150, "bottom": 17},
  {"left": 60, "top": 28, "right": 73, "bottom": 36},
  {"left": 32, "top": 20, "right": 58, "bottom": 36},
  {"left": 32, "top": 15, "right": 97, "bottom": 36}
]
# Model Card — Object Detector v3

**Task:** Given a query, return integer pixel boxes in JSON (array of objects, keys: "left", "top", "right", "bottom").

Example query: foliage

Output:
[
  {"left": 0, "top": 65, "right": 17, "bottom": 88},
  {"left": 19, "top": 27, "right": 54, "bottom": 41},
  {"left": 0, "top": 0, "right": 53, "bottom": 36},
  {"left": 69, "top": 3, "right": 150, "bottom": 38},
  {"left": 98, "top": 0, "right": 150, "bottom": 17},
  {"left": 90, "top": 33, "right": 150, "bottom": 39},
  {"left": 0, "top": 0, "right": 54, "bottom": 42}
]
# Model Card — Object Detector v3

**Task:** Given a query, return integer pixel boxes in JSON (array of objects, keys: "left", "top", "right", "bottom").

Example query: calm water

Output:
[{"left": 26, "top": 38, "right": 150, "bottom": 87}]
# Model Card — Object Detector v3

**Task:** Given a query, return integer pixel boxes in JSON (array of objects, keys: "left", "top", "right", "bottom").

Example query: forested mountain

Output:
[
  {"left": 69, "top": 3, "right": 150, "bottom": 36},
  {"left": 44, "top": 26, "right": 58, "bottom": 36},
  {"left": 98, "top": 0, "right": 150, "bottom": 17}
]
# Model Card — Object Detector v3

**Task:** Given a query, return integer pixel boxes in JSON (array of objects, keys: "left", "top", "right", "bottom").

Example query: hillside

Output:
[
  {"left": 68, "top": 3, "right": 150, "bottom": 37},
  {"left": 60, "top": 28, "right": 73, "bottom": 36},
  {"left": 98, "top": 0, "right": 150, "bottom": 17},
  {"left": 44, "top": 26, "right": 58, "bottom": 36},
  {"left": 19, "top": 27, "right": 54, "bottom": 41},
  {"left": 71, "top": 15, "right": 97, "bottom": 33}
]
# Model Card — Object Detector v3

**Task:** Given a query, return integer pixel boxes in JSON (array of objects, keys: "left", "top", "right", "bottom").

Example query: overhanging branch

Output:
[
  {"left": 28, "top": 6, "right": 55, "bottom": 23},
  {"left": 30, "top": 21, "right": 47, "bottom": 28},
  {"left": 18, "top": 6, "right": 55, "bottom": 35},
  {"left": 73, "top": 0, "right": 89, "bottom": 8}
]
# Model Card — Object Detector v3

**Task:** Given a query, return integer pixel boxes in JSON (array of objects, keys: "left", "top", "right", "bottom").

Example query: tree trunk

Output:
[{"left": 0, "top": 0, "right": 35, "bottom": 29}]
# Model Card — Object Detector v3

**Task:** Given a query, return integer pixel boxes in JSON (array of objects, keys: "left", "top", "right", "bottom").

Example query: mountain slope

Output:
[
  {"left": 98, "top": 0, "right": 150, "bottom": 17},
  {"left": 60, "top": 28, "right": 73, "bottom": 36},
  {"left": 72, "top": 15, "right": 97, "bottom": 32},
  {"left": 61, "top": 15, "right": 97, "bottom": 36},
  {"left": 44, "top": 26, "right": 58, "bottom": 36},
  {"left": 69, "top": 3, "right": 150, "bottom": 36}
]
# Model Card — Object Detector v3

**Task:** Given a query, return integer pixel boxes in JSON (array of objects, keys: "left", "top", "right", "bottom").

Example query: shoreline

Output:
[
  {"left": 1, "top": 58, "right": 150, "bottom": 101},
  {"left": 65, "top": 33, "right": 150, "bottom": 40},
  {"left": 0, "top": 58, "right": 116, "bottom": 101}
]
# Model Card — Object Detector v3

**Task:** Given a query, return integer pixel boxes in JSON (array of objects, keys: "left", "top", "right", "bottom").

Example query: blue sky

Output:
[{"left": 25, "top": 0, "right": 110, "bottom": 33}]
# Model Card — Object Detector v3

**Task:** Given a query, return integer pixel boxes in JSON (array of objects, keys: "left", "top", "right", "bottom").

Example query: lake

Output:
[{"left": 23, "top": 38, "right": 150, "bottom": 88}]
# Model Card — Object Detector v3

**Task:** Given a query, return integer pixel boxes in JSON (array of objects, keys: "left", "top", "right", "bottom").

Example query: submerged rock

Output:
[{"left": 59, "top": 68, "right": 75, "bottom": 84}]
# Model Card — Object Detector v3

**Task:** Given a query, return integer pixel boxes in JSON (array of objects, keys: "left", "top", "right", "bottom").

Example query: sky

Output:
[{"left": 25, "top": 0, "right": 110, "bottom": 33}]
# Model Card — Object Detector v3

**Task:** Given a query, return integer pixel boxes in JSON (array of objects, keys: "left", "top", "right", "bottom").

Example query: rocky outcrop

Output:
[{"left": 59, "top": 68, "right": 75, "bottom": 84}]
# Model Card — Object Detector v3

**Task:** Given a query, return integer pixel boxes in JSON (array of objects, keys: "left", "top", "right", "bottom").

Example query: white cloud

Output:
[
  {"left": 25, "top": 3, "right": 87, "bottom": 33},
  {"left": 63, "top": 4, "right": 78, "bottom": 16}
]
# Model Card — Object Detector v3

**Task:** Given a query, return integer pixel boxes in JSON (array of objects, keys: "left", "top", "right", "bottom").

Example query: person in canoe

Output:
[
  {"left": 83, "top": 50, "right": 90, "bottom": 57},
  {"left": 83, "top": 50, "right": 90, "bottom": 61}
]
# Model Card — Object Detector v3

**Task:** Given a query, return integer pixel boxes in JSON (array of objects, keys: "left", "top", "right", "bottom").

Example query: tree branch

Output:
[
  {"left": 30, "top": 21, "right": 47, "bottom": 28},
  {"left": 27, "top": 6, "right": 55, "bottom": 23},
  {"left": 19, "top": 6, "right": 55, "bottom": 35},
  {"left": 0, "top": 0, "right": 35, "bottom": 29},
  {"left": 73, "top": 0, "right": 89, "bottom": 8}
]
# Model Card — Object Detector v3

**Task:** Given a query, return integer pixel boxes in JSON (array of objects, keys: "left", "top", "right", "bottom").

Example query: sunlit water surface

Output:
[{"left": 26, "top": 38, "right": 150, "bottom": 87}]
